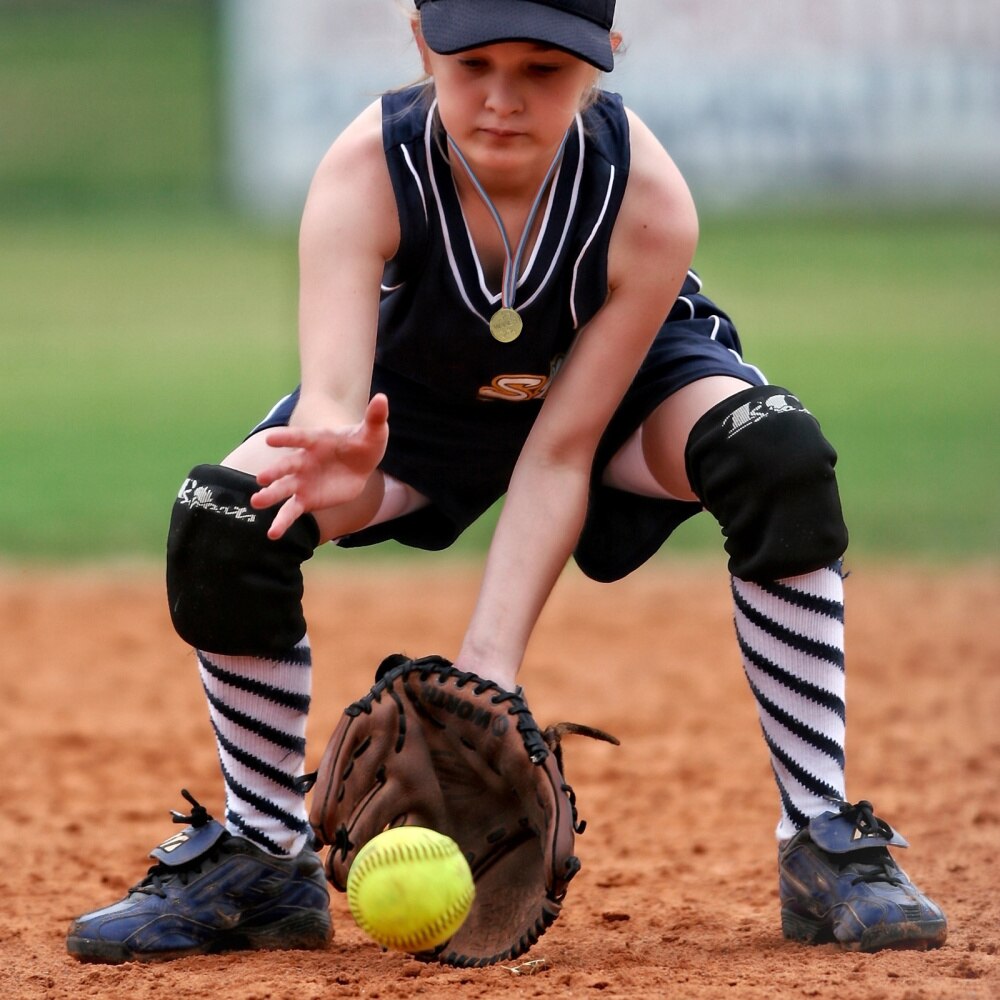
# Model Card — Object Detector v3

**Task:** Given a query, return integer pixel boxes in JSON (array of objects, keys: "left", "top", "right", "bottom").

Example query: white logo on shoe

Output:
[
  {"left": 725, "top": 394, "right": 808, "bottom": 438},
  {"left": 157, "top": 831, "right": 192, "bottom": 853}
]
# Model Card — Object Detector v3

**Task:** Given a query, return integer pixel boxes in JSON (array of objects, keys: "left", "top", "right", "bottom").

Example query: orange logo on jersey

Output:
[{"left": 478, "top": 355, "right": 565, "bottom": 402}]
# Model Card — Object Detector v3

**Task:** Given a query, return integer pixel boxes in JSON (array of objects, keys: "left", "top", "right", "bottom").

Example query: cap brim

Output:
[{"left": 419, "top": 0, "right": 614, "bottom": 73}]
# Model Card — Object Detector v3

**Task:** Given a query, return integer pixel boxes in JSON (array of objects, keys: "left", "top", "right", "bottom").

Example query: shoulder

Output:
[
  {"left": 608, "top": 106, "right": 698, "bottom": 290},
  {"left": 621, "top": 106, "right": 695, "bottom": 223},
  {"left": 311, "top": 99, "right": 387, "bottom": 189},
  {"left": 301, "top": 99, "right": 400, "bottom": 263}
]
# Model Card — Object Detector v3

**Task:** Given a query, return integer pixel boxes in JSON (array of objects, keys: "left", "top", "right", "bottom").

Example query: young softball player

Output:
[{"left": 68, "top": 0, "right": 945, "bottom": 962}]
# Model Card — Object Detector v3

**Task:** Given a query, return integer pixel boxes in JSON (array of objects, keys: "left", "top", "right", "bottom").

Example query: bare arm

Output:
[
  {"left": 252, "top": 101, "right": 400, "bottom": 537},
  {"left": 456, "top": 111, "right": 699, "bottom": 687}
]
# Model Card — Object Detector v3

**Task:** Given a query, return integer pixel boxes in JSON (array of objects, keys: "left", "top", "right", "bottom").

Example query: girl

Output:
[{"left": 68, "top": 0, "right": 945, "bottom": 963}]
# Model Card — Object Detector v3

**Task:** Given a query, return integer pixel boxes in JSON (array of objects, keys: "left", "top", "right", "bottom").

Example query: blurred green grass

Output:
[
  {"left": 691, "top": 212, "right": 1000, "bottom": 562},
  {"left": 4, "top": 209, "right": 997, "bottom": 562},
  {"left": 0, "top": 0, "right": 217, "bottom": 213},
  {"left": 2, "top": 2, "right": 998, "bottom": 564},
  {"left": 0, "top": 211, "right": 299, "bottom": 556}
]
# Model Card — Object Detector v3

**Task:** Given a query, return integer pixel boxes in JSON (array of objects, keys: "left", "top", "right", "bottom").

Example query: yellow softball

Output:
[{"left": 346, "top": 826, "right": 475, "bottom": 953}]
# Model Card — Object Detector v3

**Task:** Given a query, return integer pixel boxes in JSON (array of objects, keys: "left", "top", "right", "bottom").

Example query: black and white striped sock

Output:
[
  {"left": 197, "top": 639, "right": 313, "bottom": 856},
  {"left": 732, "top": 563, "right": 847, "bottom": 841}
]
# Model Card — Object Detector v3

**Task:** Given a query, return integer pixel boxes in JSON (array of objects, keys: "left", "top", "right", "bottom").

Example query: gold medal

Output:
[
  {"left": 448, "top": 129, "right": 569, "bottom": 348},
  {"left": 490, "top": 307, "right": 523, "bottom": 344}
]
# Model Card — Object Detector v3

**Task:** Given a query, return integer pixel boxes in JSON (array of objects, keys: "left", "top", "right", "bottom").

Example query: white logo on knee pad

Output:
[
  {"left": 176, "top": 478, "right": 257, "bottom": 522},
  {"left": 725, "top": 394, "right": 807, "bottom": 438}
]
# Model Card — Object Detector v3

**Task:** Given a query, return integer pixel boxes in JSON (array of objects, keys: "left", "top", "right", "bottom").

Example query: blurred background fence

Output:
[
  {"left": 221, "top": 0, "right": 1000, "bottom": 218},
  {"left": 5, "top": 0, "right": 997, "bottom": 218},
  {"left": 1, "top": 0, "right": 997, "bottom": 562}
]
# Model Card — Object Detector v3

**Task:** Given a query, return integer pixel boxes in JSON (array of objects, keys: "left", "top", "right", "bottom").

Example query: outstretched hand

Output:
[{"left": 252, "top": 393, "right": 389, "bottom": 539}]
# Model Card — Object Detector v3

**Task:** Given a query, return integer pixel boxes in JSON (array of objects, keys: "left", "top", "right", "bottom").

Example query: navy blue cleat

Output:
[
  {"left": 779, "top": 800, "right": 947, "bottom": 952},
  {"left": 67, "top": 791, "right": 332, "bottom": 963}
]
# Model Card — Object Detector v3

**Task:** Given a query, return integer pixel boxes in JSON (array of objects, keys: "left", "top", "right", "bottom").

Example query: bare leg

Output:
[{"left": 639, "top": 375, "right": 754, "bottom": 499}]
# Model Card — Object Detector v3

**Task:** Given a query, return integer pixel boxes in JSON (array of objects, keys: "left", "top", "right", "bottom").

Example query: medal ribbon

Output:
[{"left": 447, "top": 129, "right": 571, "bottom": 319}]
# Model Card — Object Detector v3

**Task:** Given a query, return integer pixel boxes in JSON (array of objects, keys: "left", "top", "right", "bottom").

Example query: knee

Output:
[
  {"left": 684, "top": 386, "right": 848, "bottom": 581},
  {"left": 166, "top": 465, "right": 319, "bottom": 656}
]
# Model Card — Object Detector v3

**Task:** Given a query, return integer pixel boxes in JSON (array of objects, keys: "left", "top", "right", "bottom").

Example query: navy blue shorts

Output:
[{"left": 250, "top": 290, "right": 766, "bottom": 581}]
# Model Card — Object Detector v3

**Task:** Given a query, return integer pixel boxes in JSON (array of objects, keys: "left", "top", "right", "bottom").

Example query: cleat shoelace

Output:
[
  {"left": 837, "top": 801, "right": 906, "bottom": 887},
  {"left": 130, "top": 790, "right": 229, "bottom": 899},
  {"left": 169, "top": 788, "right": 213, "bottom": 829}
]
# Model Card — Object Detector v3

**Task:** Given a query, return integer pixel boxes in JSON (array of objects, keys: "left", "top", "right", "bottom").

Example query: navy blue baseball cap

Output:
[{"left": 414, "top": 0, "right": 616, "bottom": 73}]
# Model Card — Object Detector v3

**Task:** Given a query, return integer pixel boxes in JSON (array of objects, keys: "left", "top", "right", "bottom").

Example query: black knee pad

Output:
[
  {"left": 166, "top": 464, "right": 320, "bottom": 656},
  {"left": 684, "top": 386, "right": 848, "bottom": 582}
]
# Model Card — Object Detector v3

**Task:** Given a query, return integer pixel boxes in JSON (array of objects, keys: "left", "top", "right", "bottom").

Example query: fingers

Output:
[
  {"left": 267, "top": 497, "right": 304, "bottom": 540},
  {"left": 244, "top": 471, "right": 293, "bottom": 536},
  {"left": 366, "top": 393, "right": 389, "bottom": 427},
  {"left": 249, "top": 475, "right": 304, "bottom": 540},
  {"left": 268, "top": 396, "right": 387, "bottom": 449},
  {"left": 254, "top": 454, "right": 302, "bottom": 490},
  {"left": 250, "top": 478, "right": 288, "bottom": 509},
  {"left": 358, "top": 394, "right": 390, "bottom": 467},
  {"left": 251, "top": 398, "right": 390, "bottom": 527},
  {"left": 262, "top": 426, "right": 317, "bottom": 453},
  {"left": 254, "top": 432, "right": 323, "bottom": 488}
]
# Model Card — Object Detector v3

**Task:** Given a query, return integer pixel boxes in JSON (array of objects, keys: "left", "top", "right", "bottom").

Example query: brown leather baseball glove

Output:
[{"left": 308, "top": 653, "right": 618, "bottom": 967}]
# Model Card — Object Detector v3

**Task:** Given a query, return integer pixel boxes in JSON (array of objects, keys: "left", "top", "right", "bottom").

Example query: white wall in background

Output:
[{"left": 220, "top": 0, "right": 1000, "bottom": 217}]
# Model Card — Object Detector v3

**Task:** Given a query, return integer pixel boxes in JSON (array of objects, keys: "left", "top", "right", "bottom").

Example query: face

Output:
[{"left": 415, "top": 34, "right": 599, "bottom": 183}]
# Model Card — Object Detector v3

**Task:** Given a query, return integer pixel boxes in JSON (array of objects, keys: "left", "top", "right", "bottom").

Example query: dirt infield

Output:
[{"left": 2, "top": 559, "right": 998, "bottom": 999}]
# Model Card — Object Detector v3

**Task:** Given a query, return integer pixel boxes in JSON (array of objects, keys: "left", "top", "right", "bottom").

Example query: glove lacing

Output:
[
  {"left": 542, "top": 722, "right": 620, "bottom": 834},
  {"left": 347, "top": 657, "right": 554, "bottom": 763}
]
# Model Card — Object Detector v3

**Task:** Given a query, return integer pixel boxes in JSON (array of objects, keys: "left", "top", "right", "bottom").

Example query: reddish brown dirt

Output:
[{"left": 2, "top": 559, "right": 998, "bottom": 1000}]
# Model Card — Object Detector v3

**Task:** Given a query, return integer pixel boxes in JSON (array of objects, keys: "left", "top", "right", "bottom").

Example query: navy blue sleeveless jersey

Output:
[
  {"left": 251, "top": 86, "right": 766, "bottom": 580},
  {"left": 376, "top": 85, "right": 628, "bottom": 401}
]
